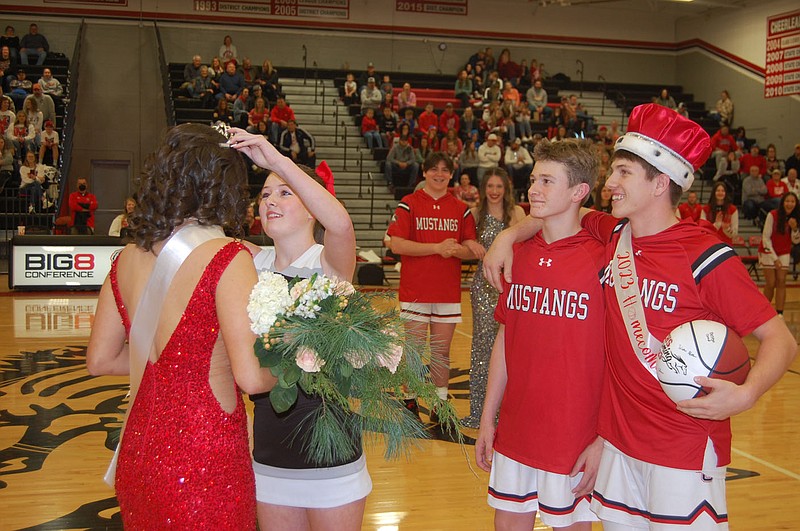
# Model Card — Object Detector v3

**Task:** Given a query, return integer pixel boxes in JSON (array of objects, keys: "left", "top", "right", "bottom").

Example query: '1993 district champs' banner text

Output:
[{"left": 194, "top": 0, "right": 349, "bottom": 19}]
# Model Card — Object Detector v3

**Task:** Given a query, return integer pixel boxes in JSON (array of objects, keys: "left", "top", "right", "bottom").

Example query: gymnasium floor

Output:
[{"left": 1, "top": 279, "right": 799, "bottom": 530}]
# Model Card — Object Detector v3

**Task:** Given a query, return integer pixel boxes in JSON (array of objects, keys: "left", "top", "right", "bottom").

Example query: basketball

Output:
[{"left": 656, "top": 320, "right": 751, "bottom": 403}]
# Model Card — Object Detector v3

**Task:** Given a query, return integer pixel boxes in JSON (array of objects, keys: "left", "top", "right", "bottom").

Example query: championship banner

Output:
[
  {"left": 194, "top": 0, "right": 349, "bottom": 19},
  {"left": 395, "top": 0, "right": 467, "bottom": 16},
  {"left": 765, "top": 9, "right": 800, "bottom": 98}
]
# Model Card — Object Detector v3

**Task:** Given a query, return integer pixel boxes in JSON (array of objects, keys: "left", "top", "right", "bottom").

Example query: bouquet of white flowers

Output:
[{"left": 248, "top": 271, "right": 461, "bottom": 465}]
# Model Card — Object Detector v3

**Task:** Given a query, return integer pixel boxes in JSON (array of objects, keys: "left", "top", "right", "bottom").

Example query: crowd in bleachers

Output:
[
  {"left": 332, "top": 48, "right": 799, "bottom": 244},
  {"left": 340, "top": 47, "right": 619, "bottom": 199},
  {"left": 173, "top": 37, "right": 320, "bottom": 171},
  {"left": 1, "top": 22, "right": 66, "bottom": 220}
]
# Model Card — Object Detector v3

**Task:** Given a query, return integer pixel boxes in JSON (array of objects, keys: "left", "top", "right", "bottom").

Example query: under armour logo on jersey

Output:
[
  {"left": 635, "top": 250, "right": 642, "bottom": 256},
  {"left": 433, "top": 205, "right": 441, "bottom": 210},
  {"left": 539, "top": 258, "right": 552, "bottom": 267}
]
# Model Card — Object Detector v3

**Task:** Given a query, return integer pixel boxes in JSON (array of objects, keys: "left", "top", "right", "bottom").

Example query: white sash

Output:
[
  {"left": 104, "top": 222, "right": 225, "bottom": 486},
  {"left": 611, "top": 222, "right": 661, "bottom": 379}
]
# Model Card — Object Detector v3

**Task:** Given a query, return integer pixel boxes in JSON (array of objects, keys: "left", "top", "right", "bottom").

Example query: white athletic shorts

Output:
[
  {"left": 590, "top": 441, "right": 728, "bottom": 530},
  {"left": 758, "top": 252, "right": 790, "bottom": 268},
  {"left": 487, "top": 451, "right": 598, "bottom": 528},
  {"left": 254, "top": 454, "right": 372, "bottom": 508},
  {"left": 400, "top": 302, "right": 462, "bottom": 323}
]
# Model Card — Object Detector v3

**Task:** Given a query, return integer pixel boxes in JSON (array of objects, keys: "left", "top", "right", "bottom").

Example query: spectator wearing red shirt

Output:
[
  {"left": 739, "top": 144, "right": 767, "bottom": 177},
  {"left": 677, "top": 190, "right": 702, "bottom": 222},
  {"left": 268, "top": 96, "right": 295, "bottom": 144},
  {"left": 438, "top": 102, "right": 460, "bottom": 137},
  {"left": 417, "top": 103, "right": 438, "bottom": 134},
  {"left": 710, "top": 124, "right": 739, "bottom": 163},
  {"left": 69, "top": 178, "right": 98, "bottom": 235},
  {"left": 765, "top": 168, "right": 787, "bottom": 211}
]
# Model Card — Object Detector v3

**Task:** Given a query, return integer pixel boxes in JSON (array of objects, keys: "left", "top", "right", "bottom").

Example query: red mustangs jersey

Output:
[
  {"left": 583, "top": 211, "right": 775, "bottom": 470},
  {"left": 493, "top": 230, "right": 606, "bottom": 474},
  {"left": 388, "top": 189, "right": 476, "bottom": 303}
]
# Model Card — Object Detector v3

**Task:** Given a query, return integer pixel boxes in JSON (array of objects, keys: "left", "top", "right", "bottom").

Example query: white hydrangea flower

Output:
[
  {"left": 288, "top": 275, "right": 335, "bottom": 318},
  {"left": 247, "top": 271, "right": 292, "bottom": 335}
]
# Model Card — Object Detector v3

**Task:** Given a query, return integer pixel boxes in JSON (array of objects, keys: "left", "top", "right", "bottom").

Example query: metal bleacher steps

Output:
[
  {"left": 169, "top": 69, "right": 396, "bottom": 258},
  {"left": 280, "top": 78, "right": 396, "bottom": 255}
]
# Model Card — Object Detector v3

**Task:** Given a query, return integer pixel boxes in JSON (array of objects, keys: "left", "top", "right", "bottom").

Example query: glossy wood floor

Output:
[{"left": 1, "top": 277, "right": 799, "bottom": 530}]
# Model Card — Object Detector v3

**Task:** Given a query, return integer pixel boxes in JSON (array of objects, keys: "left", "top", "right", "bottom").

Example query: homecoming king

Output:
[{"left": 483, "top": 104, "right": 796, "bottom": 529}]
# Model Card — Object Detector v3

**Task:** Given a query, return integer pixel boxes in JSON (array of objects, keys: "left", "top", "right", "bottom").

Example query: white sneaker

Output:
[{"left": 28, "top": 204, "right": 35, "bottom": 214}]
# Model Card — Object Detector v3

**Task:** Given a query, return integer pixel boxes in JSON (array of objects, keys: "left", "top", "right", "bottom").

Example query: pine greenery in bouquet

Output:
[{"left": 248, "top": 271, "right": 462, "bottom": 465}]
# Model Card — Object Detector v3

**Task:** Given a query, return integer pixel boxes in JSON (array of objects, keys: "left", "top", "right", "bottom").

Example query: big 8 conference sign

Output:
[{"left": 12, "top": 245, "right": 125, "bottom": 289}]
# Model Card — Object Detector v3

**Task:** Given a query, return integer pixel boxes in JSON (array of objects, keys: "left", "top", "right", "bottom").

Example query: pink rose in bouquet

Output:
[{"left": 295, "top": 346, "right": 325, "bottom": 372}]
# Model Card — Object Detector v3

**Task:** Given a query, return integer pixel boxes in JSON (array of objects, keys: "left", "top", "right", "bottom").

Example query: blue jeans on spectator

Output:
[
  {"left": 385, "top": 161, "right": 419, "bottom": 188},
  {"left": 20, "top": 181, "right": 43, "bottom": 208},
  {"left": 742, "top": 199, "right": 764, "bottom": 220},
  {"left": 577, "top": 112, "right": 595, "bottom": 135},
  {"left": 531, "top": 105, "right": 553, "bottom": 122},
  {"left": 10, "top": 138, "right": 36, "bottom": 160},
  {"left": 516, "top": 119, "right": 532, "bottom": 139},
  {"left": 20, "top": 49, "right": 46, "bottom": 66},
  {"left": 269, "top": 123, "right": 285, "bottom": 145},
  {"left": 763, "top": 197, "right": 780, "bottom": 212},
  {"left": 363, "top": 131, "right": 383, "bottom": 150}
]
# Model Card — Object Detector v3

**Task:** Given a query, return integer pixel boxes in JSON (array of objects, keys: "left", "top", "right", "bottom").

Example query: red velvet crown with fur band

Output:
[{"left": 614, "top": 103, "right": 711, "bottom": 191}]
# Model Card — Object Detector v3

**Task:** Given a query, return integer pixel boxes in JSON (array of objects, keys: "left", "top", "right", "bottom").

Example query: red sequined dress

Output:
[{"left": 110, "top": 242, "right": 256, "bottom": 530}]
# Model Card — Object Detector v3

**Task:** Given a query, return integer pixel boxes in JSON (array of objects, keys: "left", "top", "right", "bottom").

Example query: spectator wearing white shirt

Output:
[
  {"left": 477, "top": 133, "right": 502, "bottom": 182},
  {"left": 783, "top": 168, "right": 800, "bottom": 197},
  {"left": 504, "top": 137, "right": 534, "bottom": 191},
  {"left": 38, "top": 68, "right": 63, "bottom": 98}
]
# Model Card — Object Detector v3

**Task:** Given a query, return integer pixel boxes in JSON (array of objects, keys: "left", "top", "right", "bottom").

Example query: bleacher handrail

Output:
[
  {"left": 154, "top": 22, "right": 176, "bottom": 127},
  {"left": 53, "top": 18, "right": 86, "bottom": 223}
]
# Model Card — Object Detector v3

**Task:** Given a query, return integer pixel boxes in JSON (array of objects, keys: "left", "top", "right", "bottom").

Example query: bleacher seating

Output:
[
  {"left": 1, "top": 55, "right": 70, "bottom": 244},
  {"left": 390, "top": 87, "right": 459, "bottom": 109}
]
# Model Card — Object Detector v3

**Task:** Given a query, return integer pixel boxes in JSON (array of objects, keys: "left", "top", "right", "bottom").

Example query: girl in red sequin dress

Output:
[{"left": 87, "top": 124, "right": 276, "bottom": 530}]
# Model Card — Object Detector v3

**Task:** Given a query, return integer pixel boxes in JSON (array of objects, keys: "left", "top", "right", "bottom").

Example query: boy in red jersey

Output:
[
  {"left": 388, "top": 152, "right": 481, "bottom": 418},
  {"left": 475, "top": 139, "right": 606, "bottom": 530},
  {"left": 482, "top": 104, "right": 796, "bottom": 530}
]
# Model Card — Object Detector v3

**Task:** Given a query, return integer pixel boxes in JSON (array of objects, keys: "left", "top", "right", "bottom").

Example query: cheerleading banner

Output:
[{"left": 765, "top": 9, "right": 800, "bottom": 98}]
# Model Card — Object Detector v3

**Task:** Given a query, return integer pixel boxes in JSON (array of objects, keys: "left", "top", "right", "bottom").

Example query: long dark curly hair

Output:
[{"left": 130, "top": 123, "right": 250, "bottom": 251}]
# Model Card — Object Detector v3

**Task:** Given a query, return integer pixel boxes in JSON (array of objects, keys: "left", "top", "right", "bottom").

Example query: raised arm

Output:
[{"left": 228, "top": 128, "right": 356, "bottom": 279}]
